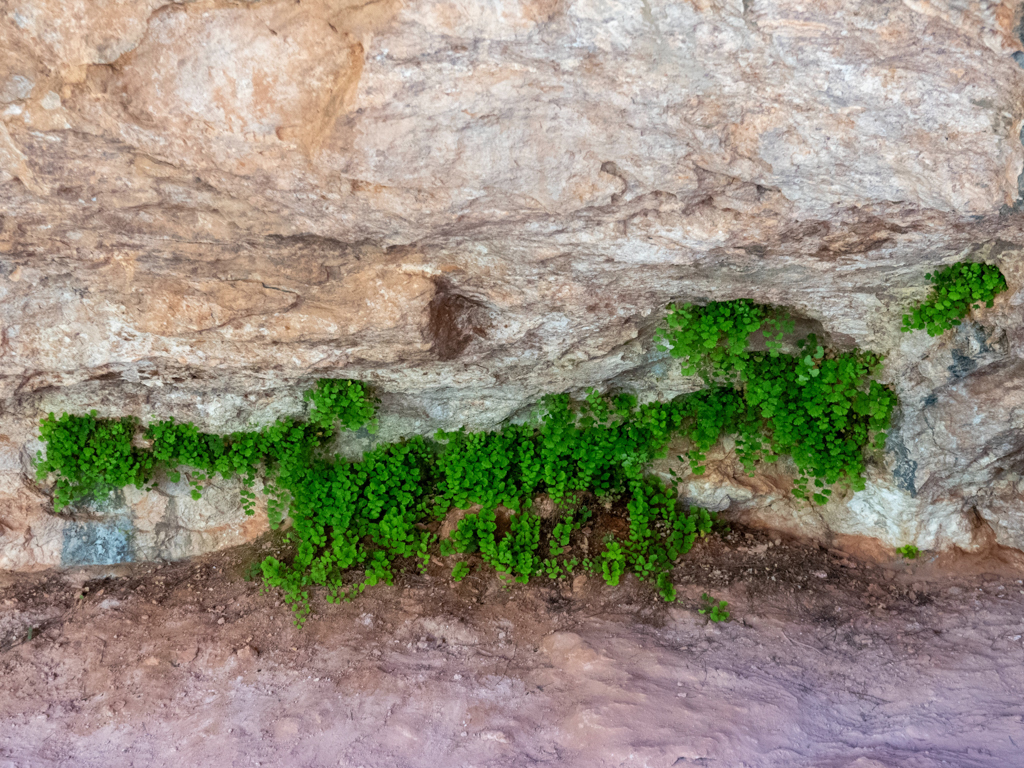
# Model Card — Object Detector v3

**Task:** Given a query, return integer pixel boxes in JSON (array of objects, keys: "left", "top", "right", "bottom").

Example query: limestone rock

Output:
[
  {"left": 3, "top": 0, "right": 1024, "bottom": 567},
  {"left": 123, "top": 474, "right": 270, "bottom": 563},
  {"left": 0, "top": 475, "right": 63, "bottom": 571}
]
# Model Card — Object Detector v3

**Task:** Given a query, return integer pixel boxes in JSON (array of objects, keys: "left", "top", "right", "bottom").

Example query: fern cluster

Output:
[
  {"left": 657, "top": 302, "right": 895, "bottom": 503},
  {"left": 304, "top": 378, "right": 379, "bottom": 432},
  {"left": 35, "top": 381, "right": 717, "bottom": 621},
  {"left": 36, "top": 412, "right": 151, "bottom": 513},
  {"left": 901, "top": 261, "right": 1007, "bottom": 337},
  {"left": 431, "top": 391, "right": 716, "bottom": 598},
  {"left": 38, "top": 263, "right": 1005, "bottom": 623}
]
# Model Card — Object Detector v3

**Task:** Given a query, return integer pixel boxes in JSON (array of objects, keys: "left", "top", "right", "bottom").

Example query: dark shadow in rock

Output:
[
  {"left": 426, "top": 279, "right": 490, "bottom": 361},
  {"left": 746, "top": 311, "right": 856, "bottom": 353}
]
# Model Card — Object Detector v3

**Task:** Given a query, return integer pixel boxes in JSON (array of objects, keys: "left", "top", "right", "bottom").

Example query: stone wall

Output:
[{"left": 3, "top": 0, "right": 1024, "bottom": 568}]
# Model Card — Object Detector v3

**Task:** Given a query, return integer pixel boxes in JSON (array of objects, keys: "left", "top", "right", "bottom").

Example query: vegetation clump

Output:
[
  {"left": 36, "top": 412, "right": 151, "bottom": 513},
  {"left": 898, "top": 544, "right": 920, "bottom": 560},
  {"left": 45, "top": 259, "right": 1005, "bottom": 623},
  {"left": 699, "top": 592, "right": 730, "bottom": 622},
  {"left": 901, "top": 261, "right": 1007, "bottom": 337},
  {"left": 656, "top": 300, "right": 895, "bottom": 504},
  {"left": 36, "top": 380, "right": 718, "bottom": 621}
]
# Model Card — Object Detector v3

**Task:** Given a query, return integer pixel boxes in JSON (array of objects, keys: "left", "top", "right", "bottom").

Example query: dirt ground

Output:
[{"left": 2, "top": 528, "right": 1024, "bottom": 768}]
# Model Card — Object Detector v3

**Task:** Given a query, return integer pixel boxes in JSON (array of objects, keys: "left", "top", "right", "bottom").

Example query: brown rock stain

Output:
[{"left": 426, "top": 279, "right": 490, "bottom": 361}]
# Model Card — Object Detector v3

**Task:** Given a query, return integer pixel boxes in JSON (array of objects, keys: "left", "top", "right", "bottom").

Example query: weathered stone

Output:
[
  {"left": 2, "top": 0, "right": 1024, "bottom": 567},
  {"left": 123, "top": 474, "right": 270, "bottom": 563},
  {"left": 0, "top": 474, "right": 63, "bottom": 571}
]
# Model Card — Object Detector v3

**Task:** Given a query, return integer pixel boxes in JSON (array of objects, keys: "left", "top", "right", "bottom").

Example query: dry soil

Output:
[{"left": 2, "top": 529, "right": 1023, "bottom": 768}]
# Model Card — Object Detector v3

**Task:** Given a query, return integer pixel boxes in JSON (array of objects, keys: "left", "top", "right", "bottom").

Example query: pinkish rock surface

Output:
[{"left": 3, "top": 0, "right": 1024, "bottom": 566}]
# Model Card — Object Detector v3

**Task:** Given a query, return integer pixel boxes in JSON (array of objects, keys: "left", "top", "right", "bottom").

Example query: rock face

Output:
[{"left": 2, "top": 0, "right": 1024, "bottom": 568}]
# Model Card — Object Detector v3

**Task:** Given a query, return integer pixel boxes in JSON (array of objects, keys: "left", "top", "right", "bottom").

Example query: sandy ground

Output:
[{"left": 2, "top": 528, "right": 1024, "bottom": 768}]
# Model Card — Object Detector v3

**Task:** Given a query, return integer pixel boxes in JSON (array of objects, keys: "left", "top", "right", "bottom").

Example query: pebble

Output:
[{"left": 480, "top": 730, "right": 511, "bottom": 743}]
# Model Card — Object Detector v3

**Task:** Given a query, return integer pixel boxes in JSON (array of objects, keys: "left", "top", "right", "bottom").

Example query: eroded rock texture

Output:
[{"left": 2, "top": 0, "right": 1024, "bottom": 568}]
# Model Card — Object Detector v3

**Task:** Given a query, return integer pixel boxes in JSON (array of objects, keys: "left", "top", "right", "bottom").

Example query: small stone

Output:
[{"left": 480, "top": 730, "right": 511, "bottom": 743}]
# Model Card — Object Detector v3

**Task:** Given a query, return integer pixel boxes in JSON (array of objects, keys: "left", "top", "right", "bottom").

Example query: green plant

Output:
[
  {"left": 898, "top": 544, "right": 920, "bottom": 560},
  {"left": 552, "top": 557, "right": 580, "bottom": 579},
  {"left": 35, "top": 411, "right": 153, "bottom": 513},
  {"left": 656, "top": 299, "right": 794, "bottom": 382},
  {"left": 600, "top": 540, "right": 627, "bottom": 586},
  {"left": 698, "top": 593, "right": 730, "bottom": 622},
  {"left": 36, "top": 379, "right": 725, "bottom": 623},
  {"left": 549, "top": 509, "right": 587, "bottom": 556},
  {"left": 451, "top": 561, "right": 472, "bottom": 581},
  {"left": 658, "top": 302, "right": 896, "bottom": 504},
  {"left": 434, "top": 391, "right": 721, "bottom": 595},
  {"left": 901, "top": 261, "right": 1007, "bottom": 337},
  {"left": 36, "top": 288, "right": 907, "bottom": 625},
  {"left": 304, "top": 378, "right": 379, "bottom": 432}
]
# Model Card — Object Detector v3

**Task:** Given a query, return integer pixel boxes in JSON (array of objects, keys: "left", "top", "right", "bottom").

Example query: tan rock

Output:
[
  {"left": 2, "top": 0, "right": 1024, "bottom": 568},
  {"left": 0, "top": 474, "right": 64, "bottom": 571}
]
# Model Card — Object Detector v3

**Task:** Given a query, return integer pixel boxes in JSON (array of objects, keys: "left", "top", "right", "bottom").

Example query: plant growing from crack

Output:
[
  {"left": 698, "top": 593, "right": 730, "bottom": 622},
  {"left": 901, "top": 261, "right": 1007, "bottom": 337},
  {"left": 898, "top": 544, "right": 920, "bottom": 560},
  {"left": 656, "top": 300, "right": 896, "bottom": 505},
  {"left": 46, "top": 262, "right": 1002, "bottom": 625}
]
